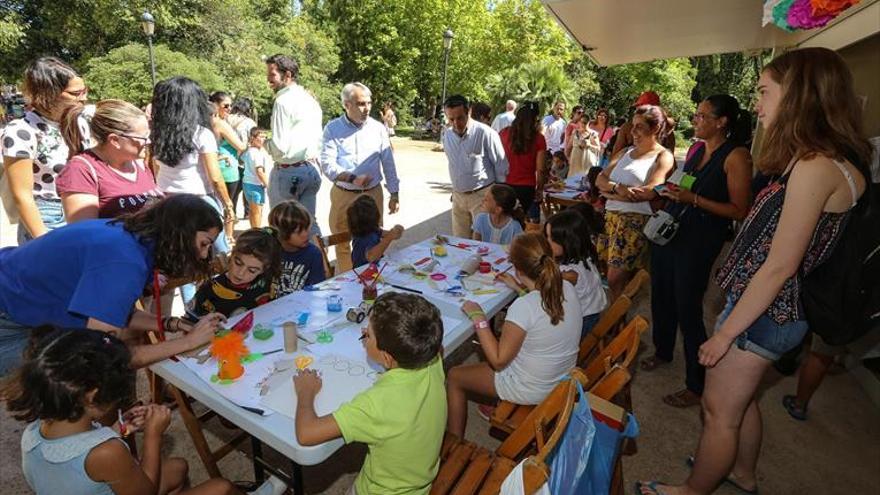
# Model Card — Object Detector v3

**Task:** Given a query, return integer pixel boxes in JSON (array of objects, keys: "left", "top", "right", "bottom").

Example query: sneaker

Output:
[
  {"left": 476, "top": 403, "right": 495, "bottom": 421},
  {"left": 248, "top": 475, "right": 287, "bottom": 495}
]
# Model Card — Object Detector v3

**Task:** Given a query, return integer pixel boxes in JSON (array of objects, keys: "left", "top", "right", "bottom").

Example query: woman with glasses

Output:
[
  {"left": 641, "top": 95, "right": 754, "bottom": 409},
  {"left": 1, "top": 57, "right": 88, "bottom": 243},
  {"left": 55, "top": 99, "right": 162, "bottom": 221},
  {"left": 209, "top": 91, "right": 247, "bottom": 226}
]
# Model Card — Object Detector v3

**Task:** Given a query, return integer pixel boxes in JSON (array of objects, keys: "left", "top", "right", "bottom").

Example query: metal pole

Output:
[
  {"left": 438, "top": 47, "right": 451, "bottom": 143},
  {"left": 147, "top": 35, "right": 157, "bottom": 87}
]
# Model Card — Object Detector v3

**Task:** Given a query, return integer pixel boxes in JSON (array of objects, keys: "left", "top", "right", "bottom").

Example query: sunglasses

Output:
[{"left": 121, "top": 134, "right": 151, "bottom": 145}]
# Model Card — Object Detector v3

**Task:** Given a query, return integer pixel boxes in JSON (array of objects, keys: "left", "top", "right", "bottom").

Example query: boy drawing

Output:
[{"left": 293, "top": 292, "right": 446, "bottom": 495}]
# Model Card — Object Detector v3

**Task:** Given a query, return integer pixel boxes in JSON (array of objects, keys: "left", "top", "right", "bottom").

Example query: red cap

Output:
[{"left": 633, "top": 91, "right": 661, "bottom": 107}]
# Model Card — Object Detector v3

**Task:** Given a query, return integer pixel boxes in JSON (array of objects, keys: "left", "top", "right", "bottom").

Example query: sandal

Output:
[
  {"left": 640, "top": 356, "right": 670, "bottom": 372},
  {"left": 662, "top": 389, "right": 702, "bottom": 408},
  {"left": 476, "top": 403, "right": 496, "bottom": 421},
  {"left": 634, "top": 480, "right": 671, "bottom": 495},
  {"left": 782, "top": 395, "right": 808, "bottom": 421},
  {"left": 686, "top": 455, "right": 759, "bottom": 494}
]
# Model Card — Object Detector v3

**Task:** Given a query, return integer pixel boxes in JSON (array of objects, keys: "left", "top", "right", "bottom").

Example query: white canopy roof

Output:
[{"left": 541, "top": 0, "right": 880, "bottom": 66}]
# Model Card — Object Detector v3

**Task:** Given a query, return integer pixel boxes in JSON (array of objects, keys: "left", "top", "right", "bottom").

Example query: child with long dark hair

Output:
[
  {"left": 446, "top": 233, "right": 582, "bottom": 437},
  {"left": 1, "top": 327, "right": 238, "bottom": 494},
  {"left": 545, "top": 210, "right": 607, "bottom": 337},
  {"left": 471, "top": 184, "right": 524, "bottom": 244},
  {"left": 346, "top": 194, "right": 404, "bottom": 268}
]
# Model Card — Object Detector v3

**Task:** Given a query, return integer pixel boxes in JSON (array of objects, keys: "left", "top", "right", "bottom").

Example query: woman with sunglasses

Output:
[
  {"left": 1, "top": 57, "right": 88, "bottom": 243},
  {"left": 55, "top": 99, "right": 163, "bottom": 221},
  {"left": 209, "top": 91, "right": 247, "bottom": 224}
]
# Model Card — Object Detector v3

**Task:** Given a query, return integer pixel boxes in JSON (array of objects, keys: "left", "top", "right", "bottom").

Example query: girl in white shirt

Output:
[
  {"left": 546, "top": 209, "right": 608, "bottom": 338},
  {"left": 447, "top": 233, "right": 582, "bottom": 438}
]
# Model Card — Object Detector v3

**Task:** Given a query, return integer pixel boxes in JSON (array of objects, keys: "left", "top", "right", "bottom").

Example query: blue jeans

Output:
[
  {"left": 180, "top": 195, "right": 230, "bottom": 304},
  {"left": 716, "top": 296, "right": 809, "bottom": 361},
  {"left": 0, "top": 313, "right": 29, "bottom": 376},
  {"left": 581, "top": 313, "right": 601, "bottom": 340},
  {"left": 268, "top": 161, "right": 322, "bottom": 237},
  {"left": 17, "top": 197, "right": 65, "bottom": 244}
]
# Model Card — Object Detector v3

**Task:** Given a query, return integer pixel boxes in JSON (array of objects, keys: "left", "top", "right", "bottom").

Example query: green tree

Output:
[
  {"left": 0, "top": 13, "right": 24, "bottom": 56},
  {"left": 690, "top": 52, "right": 762, "bottom": 111},
  {"left": 85, "top": 44, "right": 226, "bottom": 106},
  {"left": 486, "top": 61, "right": 577, "bottom": 114}
]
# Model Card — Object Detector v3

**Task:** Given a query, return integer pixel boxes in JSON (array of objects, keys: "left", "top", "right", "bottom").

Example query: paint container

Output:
[
  {"left": 283, "top": 322, "right": 298, "bottom": 353},
  {"left": 326, "top": 295, "right": 343, "bottom": 312},
  {"left": 479, "top": 261, "right": 492, "bottom": 274}
]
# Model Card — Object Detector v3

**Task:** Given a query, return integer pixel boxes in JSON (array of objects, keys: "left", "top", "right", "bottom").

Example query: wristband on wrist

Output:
[{"left": 611, "top": 183, "right": 618, "bottom": 195}]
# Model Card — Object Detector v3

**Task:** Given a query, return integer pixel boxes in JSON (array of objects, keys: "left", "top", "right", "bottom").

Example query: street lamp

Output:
[
  {"left": 141, "top": 11, "right": 157, "bottom": 87},
  {"left": 439, "top": 29, "right": 454, "bottom": 141}
]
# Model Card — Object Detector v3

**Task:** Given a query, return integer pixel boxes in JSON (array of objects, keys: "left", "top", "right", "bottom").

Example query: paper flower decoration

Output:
[{"left": 210, "top": 331, "right": 250, "bottom": 380}]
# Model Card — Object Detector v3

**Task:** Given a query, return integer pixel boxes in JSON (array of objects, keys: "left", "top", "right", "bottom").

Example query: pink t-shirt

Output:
[{"left": 56, "top": 151, "right": 163, "bottom": 218}]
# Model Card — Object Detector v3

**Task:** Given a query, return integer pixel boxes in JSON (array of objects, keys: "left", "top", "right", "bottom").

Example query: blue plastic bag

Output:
[
  {"left": 547, "top": 380, "right": 596, "bottom": 495},
  {"left": 579, "top": 408, "right": 639, "bottom": 494}
]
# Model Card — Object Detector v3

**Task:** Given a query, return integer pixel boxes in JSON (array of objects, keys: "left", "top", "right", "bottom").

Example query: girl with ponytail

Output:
[
  {"left": 56, "top": 99, "right": 163, "bottom": 221},
  {"left": 446, "top": 233, "right": 582, "bottom": 437}
]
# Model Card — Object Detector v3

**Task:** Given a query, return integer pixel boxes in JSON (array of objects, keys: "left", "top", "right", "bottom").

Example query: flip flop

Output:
[
  {"left": 634, "top": 481, "right": 670, "bottom": 495},
  {"left": 686, "top": 456, "right": 759, "bottom": 494},
  {"left": 782, "top": 395, "right": 808, "bottom": 421}
]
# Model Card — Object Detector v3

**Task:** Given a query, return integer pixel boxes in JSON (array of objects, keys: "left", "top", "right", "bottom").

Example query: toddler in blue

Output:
[
  {"left": 346, "top": 194, "right": 404, "bottom": 268},
  {"left": 3, "top": 327, "right": 237, "bottom": 495}
]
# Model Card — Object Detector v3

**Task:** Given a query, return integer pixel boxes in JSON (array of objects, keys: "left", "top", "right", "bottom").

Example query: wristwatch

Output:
[{"left": 474, "top": 319, "right": 490, "bottom": 330}]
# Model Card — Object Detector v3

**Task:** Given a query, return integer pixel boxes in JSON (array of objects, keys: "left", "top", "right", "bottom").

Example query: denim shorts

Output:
[
  {"left": 716, "top": 296, "right": 809, "bottom": 361},
  {"left": 242, "top": 182, "right": 266, "bottom": 205},
  {"left": 17, "top": 197, "right": 65, "bottom": 244}
]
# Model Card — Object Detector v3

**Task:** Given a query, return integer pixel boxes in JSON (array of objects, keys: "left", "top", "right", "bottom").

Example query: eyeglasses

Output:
[
  {"left": 121, "top": 134, "right": 151, "bottom": 145},
  {"left": 64, "top": 87, "right": 89, "bottom": 98}
]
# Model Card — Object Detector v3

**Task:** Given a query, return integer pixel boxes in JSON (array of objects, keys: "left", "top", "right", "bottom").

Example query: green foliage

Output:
[
  {"left": 85, "top": 44, "right": 225, "bottom": 106},
  {"left": 486, "top": 61, "right": 577, "bottom": 114},
  {"left": 586, "top": 58, "right": 697, "bottom": 131},
  {"left": 0, "top": 14, "right": 24, "bottom": 55},
  {"left": 690, "top": 52, "right": 762, "bottom": 111}
]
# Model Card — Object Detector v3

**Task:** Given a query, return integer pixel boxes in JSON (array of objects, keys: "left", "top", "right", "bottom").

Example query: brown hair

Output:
[
  {"left": 268, "top": 200, "right": 311, "bottom": 241},
  {"left": 757, "top": 47, "right": 873, "bottom": 176},
  {"left": 633, "top": 105, "right": 675, "bottom": 144},
  {"left": 488, "top": 184, "right": 525, "bottom": 227},
  {"left": 370, "top": 292, "right": 443, "bottom": 369},
  {"left": 346, "top": 194, "right": 381, "bottom": 237},
  {"left": 60, "top": 99, "right": 146, "bottom": 157},
  {"left": 232, "top": 228, "right": 282, "bottom": 279},
  {"left": 22, "top": 57, "right": 79, "bottom": 115},
  {"left": 509, "top": 233, "right": 565, "bottom": 325}
]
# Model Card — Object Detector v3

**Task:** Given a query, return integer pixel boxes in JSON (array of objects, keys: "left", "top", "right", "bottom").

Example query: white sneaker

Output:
[{"left": 248, "top": 475, "right": 287, "bottom": 495}]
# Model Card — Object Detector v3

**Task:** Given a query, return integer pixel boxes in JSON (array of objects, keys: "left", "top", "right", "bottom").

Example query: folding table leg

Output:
[
  {"left": 291, "top": 460, "right": 304, "bottom": 495},
  {"left": 169, "top": 385, "right": 222, "bottom": 478},
  {"left": 251, "top": 436, "right": 265, "bottom": 484}
]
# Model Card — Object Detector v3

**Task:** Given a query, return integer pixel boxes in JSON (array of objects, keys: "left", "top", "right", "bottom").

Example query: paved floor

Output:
[{"left": 1, "top": 137, "right": 878, "bottom": 494}]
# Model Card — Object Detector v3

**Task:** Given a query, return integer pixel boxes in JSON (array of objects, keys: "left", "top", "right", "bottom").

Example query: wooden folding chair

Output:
[
  {"left": 490, "top": 296, "right": 632, "bottom": 437},
  {"left": 314, "top": 232, "right": 352, "bottom": 277},
  {"left": 490, "top": 315, "right": 646, "bottom": 437},
  {"left": 432, "top": 369, "right": 585, "bottom": 495},
  {"left": 621, "top": 269, "right": 649, "bottom": 301}
]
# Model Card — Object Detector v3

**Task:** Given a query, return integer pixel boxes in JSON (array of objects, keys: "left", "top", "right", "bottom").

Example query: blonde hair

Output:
[
  {"left": 509, "top": 233, "right": 565, "bottom": 325},
  {"left": 61, "top": 99, "right": 146, "bottom": 157},
  {"left": 758, "top": 47, "right": 873, "bottom": 175}
]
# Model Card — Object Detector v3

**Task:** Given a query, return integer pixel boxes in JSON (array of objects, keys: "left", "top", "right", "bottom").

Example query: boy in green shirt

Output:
[{"left": 293, "top": 292, "right": 447, "bottom": 495}]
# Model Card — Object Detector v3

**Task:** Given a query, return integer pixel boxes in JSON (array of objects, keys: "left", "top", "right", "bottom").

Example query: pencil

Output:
[
  {"left": 388, "top": 283, "right": 423, "bottom": 294},
  {"left": 495, "top": 265, "right": 513, "bottom": 280}
]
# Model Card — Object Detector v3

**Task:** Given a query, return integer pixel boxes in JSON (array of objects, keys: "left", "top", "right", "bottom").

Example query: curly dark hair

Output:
[
  {"left": 1, "top": 326, "right": 134, "bottom": 423},
  {"left": 233, "top": 228, "right": 283, "bottom": 280},
  {"left": 150, "top": 77, "right": 213, "bottom": 167},
  {"left": 114, "top": 194, "right": 223, "bottom": 280},
  {"left": 546, "top": 209, "right": 598, "bottom": 267},
  {"left": 370, "top": 293, "right": 443, "bottom": 369},
  {"left": 509, "top": 102, "right": 540, "bottom": 154},
  {"left": 346, "top": 194, "right": 381, "bottom": 237}
]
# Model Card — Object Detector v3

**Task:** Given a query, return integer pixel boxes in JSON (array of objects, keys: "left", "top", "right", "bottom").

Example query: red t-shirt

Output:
[
  {"left": 56, "top": 151, "right": 163, "bottom": 218},
  {"left": 500, "top": 128, "right": 546, "bottom": 186}
]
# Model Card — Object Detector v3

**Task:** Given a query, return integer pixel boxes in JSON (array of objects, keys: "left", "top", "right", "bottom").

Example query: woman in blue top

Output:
[{"left": 0, "top": 194, "right": 227, "bottom": 374}]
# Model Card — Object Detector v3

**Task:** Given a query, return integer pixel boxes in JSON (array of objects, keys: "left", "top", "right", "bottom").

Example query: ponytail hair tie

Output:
[{"left": 262, "top": 226, "right": 277, "bottom": 236}]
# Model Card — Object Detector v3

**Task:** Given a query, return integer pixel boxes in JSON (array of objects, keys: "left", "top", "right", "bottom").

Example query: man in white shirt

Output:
[
  {"left": 541, "top": 100, "right": 567, "bottom": 154},
  {"left": 491, "top": 100, "right": 517, "bottom": 132},
  {"left": 320, "top": 82, "right": 401, "bottom": 272},
  {"left": 442, "top": 95, "right": 508, "bottom": 238},
  {"left": 264, "top": 54, "right": 324, "bottom": 235}
]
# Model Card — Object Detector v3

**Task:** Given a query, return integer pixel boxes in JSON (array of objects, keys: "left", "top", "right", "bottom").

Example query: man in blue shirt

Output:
[
  {"left": 441, "top": 95, "right": 508, "bottom": 239},
  {"left": 320, "top": 82, "right": 401, "bottom": 272}
]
